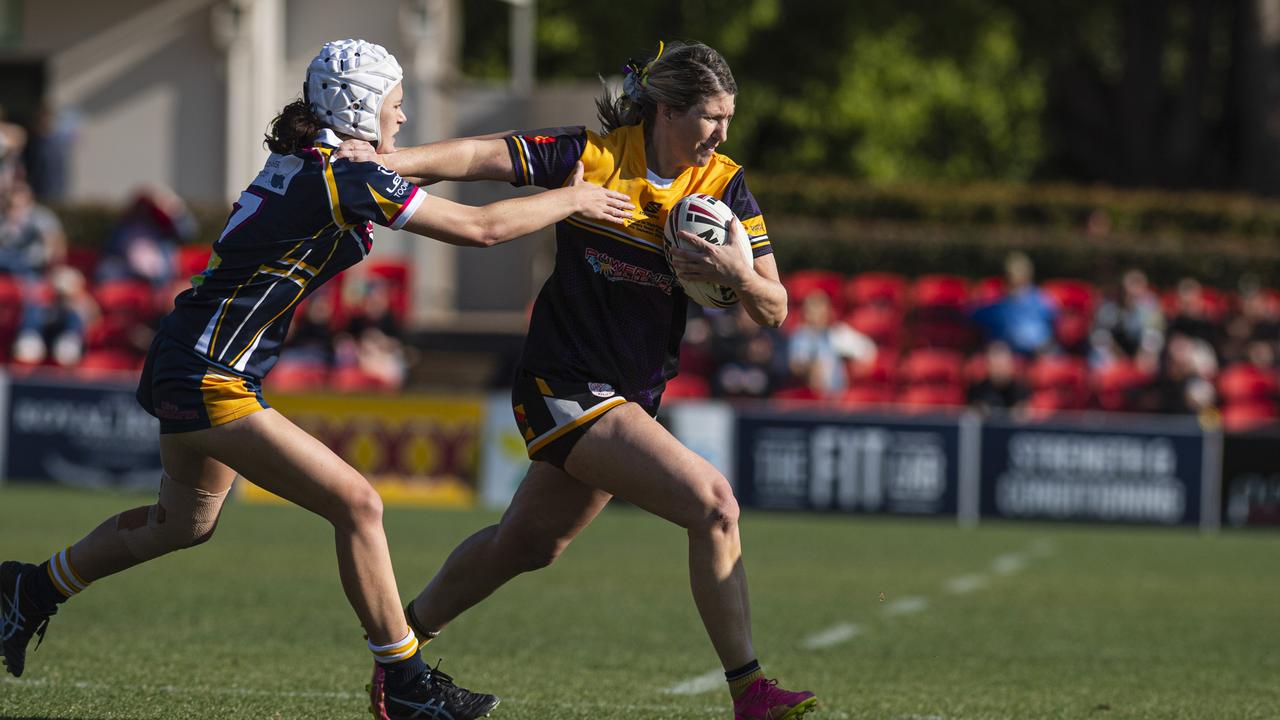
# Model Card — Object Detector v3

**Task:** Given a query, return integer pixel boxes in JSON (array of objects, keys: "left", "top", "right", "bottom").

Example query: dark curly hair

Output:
[{"left": 264, "top": 99, "right": 323, "bottom": 154}]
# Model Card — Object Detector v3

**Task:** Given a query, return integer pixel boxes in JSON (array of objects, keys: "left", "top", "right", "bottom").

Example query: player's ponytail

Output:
[
  {"left": 596, "top": 41, "right": 737, "bottom": 137},
  {"left": 265, "top": 99, "right": 323, "bottom": 155}
]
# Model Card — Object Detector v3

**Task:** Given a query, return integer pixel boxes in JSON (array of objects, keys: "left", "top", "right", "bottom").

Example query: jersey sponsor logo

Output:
[
  {"left": 742, "top": 215, "right": 767, "bottom": 237},
  {"left": 385, "top": 174, "right": 410, "bottom": 199},
  {"left": 523, "top": 134, "right": 556, "bottom": 144},
  {"left": 251, "top": 154, "right": 304, "bottom": 195},
  {"left": 584, "top": 247, "right": 675, "bottom": 294},
  {"left": 588, "top": 382, "right": 616, "bottom": 398}
]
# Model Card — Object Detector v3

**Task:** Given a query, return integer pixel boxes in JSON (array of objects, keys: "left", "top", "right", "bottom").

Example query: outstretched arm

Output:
[
  {"left": 336, "top": 132, "right": 514, "bottom": 184},
  {"left": 400, "top": 161, "right": 632, "bottom": 248}
]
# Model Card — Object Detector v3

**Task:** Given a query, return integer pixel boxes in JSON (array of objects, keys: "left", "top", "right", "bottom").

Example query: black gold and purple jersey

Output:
[
  {"left": 505, "top": 123, "right": 771, "bottom": 401},
  {"left": 159, "top": 129, "right": 424, "bottom": 380}
]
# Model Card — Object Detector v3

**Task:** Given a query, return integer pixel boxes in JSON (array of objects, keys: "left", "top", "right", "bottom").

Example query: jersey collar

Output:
[{"left": 315, "top": 128, "right": 342, "bottom": 148}]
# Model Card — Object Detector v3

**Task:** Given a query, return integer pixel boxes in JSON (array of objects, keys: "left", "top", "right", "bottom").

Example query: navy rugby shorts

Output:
[
  {"left": 510, "top": 369, "right": 660, "bottom": 468},
  {"left": 136, "top": 333, "right": 270, "bottom": 434}
]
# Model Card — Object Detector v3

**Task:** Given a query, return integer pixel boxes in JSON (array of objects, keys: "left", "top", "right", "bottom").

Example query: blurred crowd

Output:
[
  {"left": 0, "top": 106, "right": 409, "bottom": 390},
  {"left": 676, "top": 252, "right": 1280, "bottom": 431}
]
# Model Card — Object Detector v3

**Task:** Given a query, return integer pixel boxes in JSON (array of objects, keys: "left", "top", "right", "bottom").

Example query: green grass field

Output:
[{"left": 1, "top": 484, "right": 1277, "bottom": 720}]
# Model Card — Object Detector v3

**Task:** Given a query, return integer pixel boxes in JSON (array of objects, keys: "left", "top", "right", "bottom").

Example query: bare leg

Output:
[
  {"left": 177, "top": 409, "right": 407, "bottom": 644},
  {"left": 565, "top": 403, "right": 755, "bottom": 670},
  {"left": 411, "top": 461, "right": 611, "bottom": 632}
]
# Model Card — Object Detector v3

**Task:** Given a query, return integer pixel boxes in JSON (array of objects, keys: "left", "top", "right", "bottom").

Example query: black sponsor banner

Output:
[
  {"left": 1222, "top": 433, "right": 1280, "bottom": 527},
  {"left": 4, "top": 374, "right": 162, "bottom": 490},
  {"left": 980, "top": 416, "right": 1205, "bottom": 525},
  {"left": 736, "top": 411, "right": 960, "bottom": 515}
]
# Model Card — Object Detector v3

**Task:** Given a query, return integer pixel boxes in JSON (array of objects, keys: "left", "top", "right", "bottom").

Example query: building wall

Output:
[{"left": 10, "top": 0, "right": 604, "bottom": 318}]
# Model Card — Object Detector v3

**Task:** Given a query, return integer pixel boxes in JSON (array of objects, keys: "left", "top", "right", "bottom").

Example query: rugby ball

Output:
[{"left": 663, "top": 194, "right": 754, "bottom": 308}]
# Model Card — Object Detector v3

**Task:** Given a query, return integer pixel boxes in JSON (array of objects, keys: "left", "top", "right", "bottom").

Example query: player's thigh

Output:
[
  {"left": 170, "top": 408, "right": 373, "bottom": 522},
  {"left": 495, "top": 460, "right": 611, "bottom": 549},
  {"left": 159, "top": 433, "right": 238, "bottom": 495},
  {"left": 563, "top": 402, "right": 732, "bottom": 529}
]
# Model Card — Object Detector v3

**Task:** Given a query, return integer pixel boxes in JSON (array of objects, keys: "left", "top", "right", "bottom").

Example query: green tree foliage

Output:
[
  {"left": 461, "top": 0, "right": 1275, "bottom": 192},
  {"left": 463, "top": 0, "right": 1043, "bottom": 181}
]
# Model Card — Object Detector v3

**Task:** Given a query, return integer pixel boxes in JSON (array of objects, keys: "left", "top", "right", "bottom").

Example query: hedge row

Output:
[
  {"left": 769, "top": 217, "right": 1280, "bottom": 289},
  {"left": 750, "top": 175, "right": 1280, "bottom": 239}
]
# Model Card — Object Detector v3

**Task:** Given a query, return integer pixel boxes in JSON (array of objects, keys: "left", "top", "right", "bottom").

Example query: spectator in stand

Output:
[
  {"left": 1222, "top": 282, "right": 1280, "bottom": 364},
  {"left": 96, "top": 186, "right": 197, "bottom": 290},
  {"left": 967, "top": 341, "right": 1029, "bottom": 413},
  {"left": 971, "top": 252, "right": 1057, "bottom": 357},
  {"left": 337, "top": 276, "right": 407, "bottom": 389},
  {"left": 709, "top": 304, "right": 787, "bottom": 399},
  {"left": 23, "top": 105, "right": 76, "bottom": 202},
  {"left": 0, "top": 180, "right": 65, "bottom": 275},
  {"left": 787, "top": 289, "right": 876, "bottom": 397},
  {"left": 1091, "top": 268, "right": 1165, "bottom": 370},
  {"left": 1148, "top": 333, "right": 1218, "bottom": 415},
  {"left": 0, "top": 106, "right": 27, "bottom": 193},
  {"left": 29, "top": 265, "right": 98, "bottom": 366},
  {"left": 0, "top": 180, "right": 69, "bottom": 363},
  {"left": 1165, "top": 278, "right": 1220, "bottom": 347}
]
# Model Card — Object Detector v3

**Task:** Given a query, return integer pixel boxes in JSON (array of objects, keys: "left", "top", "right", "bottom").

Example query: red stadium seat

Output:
[
  {"left": 330, "top": 366, "right": 397, "bottom": 393},
  {"left": 897, "top": 384, "right": 966, "bottom": 410},
  {"left": 1027, "top": 356, "right": 1089, "bottom": 411},
  {"left": 910, "top": 274, "right": 970, "bottom": 308},
  {"left": 1200, "top": 286, "right": 1234, "bottom": 322},
  {"left": 1221, "top": 401, "right": 1279, "bottom": 432},
  {"left": 843, "top": 272, "right": 906, "bottom": 309},
  {"left": 1041, "top": 278, "right": 1097, "bottom": 315},
  {"left": 1217, "top": 364, "right": 1279, "bottom": 404},
  {"left": 177, "top": 245, "right": 214, "bottom": 279},
  {"left": 1054, "top": 311, "right": 1092, "bottom": 351},
  {"left": 1093, "top": 360, "right": 1152, "bottom": 412},
  {"left": 264, "top": 362, "right": 329, "bottom": 393},
  {"left": 664, "top": 373, "right": 711, "bottom": 399},
  {"left": 0, "top": 276, "right": 22, "bottom": 363},
  {"left": 364, "top": 257, "right": 412, "bottom": 323},
  {"left": 93, "top": 279, "right": 157, "bottom": 320},
  {"left": 845, "top": 305, "right": 902, "bottom": 348},
  {"left": 784, "top": 270, "right": 843, "bottom": 305},
  {"left": 64, "top": 247, "right": 101, "bottom": 279},
  {"left": 77, "top": 348, "right": 145, "bottom": 374},
  {"left": 847, "top": 351, "right": 898, "bottom": 388},
  {"left": 970, "top": 276, "right": 1006, "bottom": 306},
  {"left": 838, "top": 385, "right": 894, "bottom": 408},
  {"left": 900, "top": 348, "right": 965, "bottom": 387}
]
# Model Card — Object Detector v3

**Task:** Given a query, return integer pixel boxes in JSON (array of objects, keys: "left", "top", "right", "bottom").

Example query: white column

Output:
[
  {"left": 399, "top": 0, "right": 461, "bottom": 325},
  {"left": 509, "top": 0, "right": 535, "bottom": 96},
  {"left": 216, "top": 0, "right": 284, "bottom": 202}
]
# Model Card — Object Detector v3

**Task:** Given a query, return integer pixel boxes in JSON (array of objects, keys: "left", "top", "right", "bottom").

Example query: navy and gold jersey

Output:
[
  {"left": 160, "top": 128, "right": 424, "bottom": 380},
  {"left": 505, "top": 123, "right": 771, "bottom": 401}
]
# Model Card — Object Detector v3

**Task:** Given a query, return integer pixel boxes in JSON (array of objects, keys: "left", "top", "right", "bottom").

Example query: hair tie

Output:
[{"left": 621, "top": 40, "right": 665, "bottom": 101}]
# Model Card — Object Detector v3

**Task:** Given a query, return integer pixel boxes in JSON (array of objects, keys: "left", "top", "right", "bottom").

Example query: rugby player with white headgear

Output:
[{"left": 0, "top": 38, "right": 631, "bottom": 719}]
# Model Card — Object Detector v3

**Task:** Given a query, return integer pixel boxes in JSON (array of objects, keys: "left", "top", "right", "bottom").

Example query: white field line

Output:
[
  {"left": 663, "top": 668, "right": 725, "bottom": 695},
  {"left": 801, "top": 622, "right": 863, "bottom": 649},
  {"left": 882, "top": 596, "right": 929, "bottom": 616},
  {"left": 943, "top": 573, "right": 988, "bottom": 595},
  {"left": 991, "top": 552, "right": 1027, "bottom": 576}
]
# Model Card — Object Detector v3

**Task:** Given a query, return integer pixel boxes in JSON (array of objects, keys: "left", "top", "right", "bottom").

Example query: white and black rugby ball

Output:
[{"left": 663, "top": 193, "right": 754, "bottom": 308}]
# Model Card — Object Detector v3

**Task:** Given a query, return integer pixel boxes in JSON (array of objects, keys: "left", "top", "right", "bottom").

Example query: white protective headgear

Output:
[{"left": 305, "top": 39, "right": 403, "bottom": 144}]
